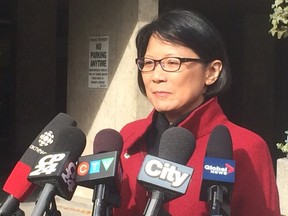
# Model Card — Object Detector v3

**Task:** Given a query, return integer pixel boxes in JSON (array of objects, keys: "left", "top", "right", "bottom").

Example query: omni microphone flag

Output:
[
  {"left": 0, "top": 113, "right": 76, "bottom": 216},
  {"left": 200, "top": 125, "right": 235, "bottom": 216},
  {"left": 137, "top": 127, "right": 196, "bottom": 216},
  {"left": 28, "top": 126, "right": 86, "bottom": 216},
  {"left": 76, "top": 128, "right": 123, "bottom": 216}
]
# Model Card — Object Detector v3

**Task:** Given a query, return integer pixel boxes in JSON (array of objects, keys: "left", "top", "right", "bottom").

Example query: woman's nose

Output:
[{"left": 151, "top": 62, "right": 167, "bottom": 83}]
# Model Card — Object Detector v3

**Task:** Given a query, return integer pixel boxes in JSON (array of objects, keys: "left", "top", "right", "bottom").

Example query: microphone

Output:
[
  {"left": 28, "top": 126, "right": 86, "bottom": 216},
  {"left": 137, "top": 127, "right": 196, "bottom": 216},
  {"left": 199, "top": 125, "right": 235, "bottom": 216},
  {"left": 0, "top": 113, "right": 76, "bottom": 216},
  {"left": 76, "top": 128, "right": 123, "bottom": 216}
]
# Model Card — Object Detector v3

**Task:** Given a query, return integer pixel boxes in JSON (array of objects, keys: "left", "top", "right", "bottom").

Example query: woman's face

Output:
[{"left": 142, "top": 34, "right": 222, "bottom": 123}]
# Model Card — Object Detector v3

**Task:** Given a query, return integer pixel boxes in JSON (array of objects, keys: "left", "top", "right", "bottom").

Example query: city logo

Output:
[
  {"left": 143, "top": 158, "right": 190, "bottom": 188},
  {"left": 138, "top": 155, "right": 194, "bottom": 195}
]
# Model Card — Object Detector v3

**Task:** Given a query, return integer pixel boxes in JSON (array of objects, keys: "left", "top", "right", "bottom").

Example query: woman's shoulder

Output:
[
  {"left": 224, "top": 122, "right": 269, "bottom": 153},
  {"left": 119, "top": 115, "right": 152, "bottom": 144}
]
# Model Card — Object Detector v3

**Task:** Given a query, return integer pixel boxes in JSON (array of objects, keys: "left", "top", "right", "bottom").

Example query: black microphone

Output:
[
  {"left": 27, "top": 126, "right": 86, "bottom": 216},
  {"left": 137, "top": 127, "right": 196, "bottom": 216},
  {"left": 76, "top": 128, "right": 123, "bottom": 216},
  {"left": 0, "top": 113, "right": 76, "bottom": 216},
  {"left": 199, "top": 125, "right": 235, "bottom": 216}
]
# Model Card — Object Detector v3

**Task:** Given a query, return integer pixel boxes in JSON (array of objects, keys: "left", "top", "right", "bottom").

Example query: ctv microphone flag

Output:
[
  {"left": 76, "top": 151, "right": 120, "bottom": 191},
  {"left": 76, "top": 128, "right": 123, "bottom": 216}
]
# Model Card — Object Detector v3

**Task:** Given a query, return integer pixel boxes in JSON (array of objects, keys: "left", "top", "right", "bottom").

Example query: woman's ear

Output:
[{"left": 205, "top": 60, "right": 222, "bottom": 85}]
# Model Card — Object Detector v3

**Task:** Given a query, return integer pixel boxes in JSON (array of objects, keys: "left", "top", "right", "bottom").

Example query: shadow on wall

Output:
[{"left": 67, "top": 0, "right": 150, "bottom": 137}]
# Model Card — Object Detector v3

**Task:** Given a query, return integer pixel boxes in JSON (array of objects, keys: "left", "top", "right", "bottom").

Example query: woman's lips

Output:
[{"left": 152, "top": 91, "right": 171, "bottom": 97}]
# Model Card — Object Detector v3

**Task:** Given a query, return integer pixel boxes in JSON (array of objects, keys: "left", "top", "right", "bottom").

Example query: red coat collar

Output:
[
  {"left": 121, "top": 97, "right": 228, "bottom": 152},
  {"left": 179, "top": 97, "right": 228, "bottom": 138}
]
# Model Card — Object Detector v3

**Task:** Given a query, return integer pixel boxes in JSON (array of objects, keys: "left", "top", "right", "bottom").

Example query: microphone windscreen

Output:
[
  {"left": 199, "top": 125, "right": 234, "bottom": 202},
  {"left": 158, "top": 127, "right": 196, "bottom": 165},
  {"left": 27, "top": 126, "right": 86, "bottom": 200},
  {"left": 137, "top": 127, "right": 195, "bottom": 204},
  {"left": 53, "top": 126, "right": 86, "bottom": 159},
  {"left": 93, "top": 128, "right": 123, "bottom": 154},
  {"left": 2, "top": 161, "right": 33, "bottom": 200},
  {"left": 206, "top": 125, "right": 232, "bottom": 159},
  {"left": 3, "top": 113, "right": 76, "bottom": 201},
  {"left": 20, "top": 113, "right": 77, "bottom": 165},
  {"left": 27, "top": 125, "right": 86, "bottom": 216}
]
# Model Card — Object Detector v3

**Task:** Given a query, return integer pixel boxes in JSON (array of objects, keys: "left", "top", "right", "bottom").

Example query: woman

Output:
[{"left": 114, "top": 10, "right": 280, "bottom": 215}]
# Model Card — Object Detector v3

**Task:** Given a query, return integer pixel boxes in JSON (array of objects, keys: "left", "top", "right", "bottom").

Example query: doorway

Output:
[{"left": 159, "top": 0, "right": 288, "bottom": 168}]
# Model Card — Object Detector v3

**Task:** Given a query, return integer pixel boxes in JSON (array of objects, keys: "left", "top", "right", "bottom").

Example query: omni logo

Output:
[
  {"left": 38, "top": 131, "right": 54, "bottom": 147},
  {"left": 61, "top": 161, "right": 77, "bottom": 192}
]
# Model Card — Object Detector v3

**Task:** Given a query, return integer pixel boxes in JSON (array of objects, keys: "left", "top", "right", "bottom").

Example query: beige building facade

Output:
[{"left": 67, "top": 0, "right": 157, "bottom": 198}]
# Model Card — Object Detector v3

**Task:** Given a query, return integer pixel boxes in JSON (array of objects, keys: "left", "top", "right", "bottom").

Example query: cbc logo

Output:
[{"left": 38, "top": 131, "right": 54, "bottom": 147}]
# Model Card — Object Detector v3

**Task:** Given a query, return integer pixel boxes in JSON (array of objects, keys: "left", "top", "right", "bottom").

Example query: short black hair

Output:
[{"left": 136, "top": 10, "right": 231, "bottom": 98}]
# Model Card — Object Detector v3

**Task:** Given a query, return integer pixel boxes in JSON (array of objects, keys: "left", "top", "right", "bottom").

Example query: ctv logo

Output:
[
  {"left": 77, "top": 157, "right": 115, "bottom": 176},
  {"left": 144, "top": 159, "right": 190, "bottom": 187}
]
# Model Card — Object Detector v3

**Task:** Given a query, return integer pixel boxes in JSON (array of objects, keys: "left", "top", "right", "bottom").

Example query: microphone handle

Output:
[
  {"left": 92, "top": 184, "right": 112, "bottom": 216},
  {"left": 0, "top": 195, "right": 19, "bottom": 216},
  {"left": 31, "top": 183, "right": 56, "bottom": 216},
  {"left": 143, "top": 190, "right": 170, "bottom": 216},
  {"left": 208, "top": 185, "right": 230, "bottom": 216},
  {"left": 10, "top": 208, "right": 25, "bottom": 216}
]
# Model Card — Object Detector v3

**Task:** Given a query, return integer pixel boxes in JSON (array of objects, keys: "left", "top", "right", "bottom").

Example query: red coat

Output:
[{"left": 114, "top": 97, "right": 280, "bottom": 216}]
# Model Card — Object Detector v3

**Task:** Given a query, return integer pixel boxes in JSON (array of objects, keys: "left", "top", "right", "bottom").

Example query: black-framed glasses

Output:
[{"left": 135, "top": 57, "right": 208, "bottom": 72}]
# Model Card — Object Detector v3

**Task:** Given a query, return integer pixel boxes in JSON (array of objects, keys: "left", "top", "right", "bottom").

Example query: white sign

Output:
[{"left": 88, "top": 36, "right": 109, "bottom": 88}]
